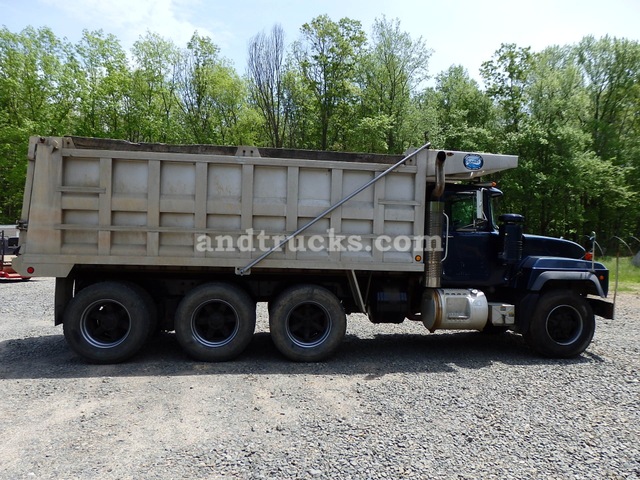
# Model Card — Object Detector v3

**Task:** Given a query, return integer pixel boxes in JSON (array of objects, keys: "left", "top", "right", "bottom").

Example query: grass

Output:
[{"left": 598, "top": 256, "right": 640, "bottom": 293}]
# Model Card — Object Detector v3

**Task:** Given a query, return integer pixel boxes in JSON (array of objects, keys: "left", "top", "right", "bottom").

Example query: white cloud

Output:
[{"left": 40, "top": 0, "right": 234, "bottom": 54}]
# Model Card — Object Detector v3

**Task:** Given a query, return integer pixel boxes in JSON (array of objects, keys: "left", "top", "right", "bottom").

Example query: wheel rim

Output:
[
  {"left": 545, "top": 305, "right": 584, "bottom": 345},
  {"left": 80, "top": 299, "right": 131, "bottom": 349},
  {"left": 191, "top": 300, "right": 240, "bottom": 347},
  {"left": 285, "top": 302, "right": 332, "bottom": 348}
]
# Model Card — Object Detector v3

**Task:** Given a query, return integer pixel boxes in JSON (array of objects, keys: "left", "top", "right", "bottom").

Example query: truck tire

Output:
[
  {"left": 63, "top": 281, "right": 153, "bottom": 364},
  {"left": 127, "top": 283, "right": 158, "bottom": 339},
  {"left": 524, "top": 290, "right": 595, "bottom": 358},
  {"left": 174, "top": 283, "right": 256, "bottom": 362},
  {"left": 269, "top": 285, "right": 346, "bottom": 362}
]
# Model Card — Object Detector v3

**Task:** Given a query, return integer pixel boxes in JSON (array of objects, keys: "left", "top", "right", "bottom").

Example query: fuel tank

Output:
[{"left": 422, "top": 288, "right": 488, "bottom": 332}]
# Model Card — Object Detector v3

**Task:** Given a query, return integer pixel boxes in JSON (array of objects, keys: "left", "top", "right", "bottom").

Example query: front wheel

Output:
[
  {"left": 269, "top": 285, "right": 346, "bottom": 362},
  {"left": 524, "top": 290, "right": 595, "bottom": 358}
]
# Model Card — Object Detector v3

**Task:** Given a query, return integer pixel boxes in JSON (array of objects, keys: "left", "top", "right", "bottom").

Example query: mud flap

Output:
[{"left": 588, "top": 297, "right": 614, "bottom": 319}]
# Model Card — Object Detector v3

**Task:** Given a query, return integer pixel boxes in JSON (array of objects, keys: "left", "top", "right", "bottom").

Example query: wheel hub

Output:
[{"left": 546, "top": 305, "right": 584, "bottom": 345}]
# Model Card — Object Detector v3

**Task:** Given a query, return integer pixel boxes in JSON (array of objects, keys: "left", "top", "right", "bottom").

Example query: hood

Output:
[{"left": 522, "top": 234, "right": 586, "bottom": 259}]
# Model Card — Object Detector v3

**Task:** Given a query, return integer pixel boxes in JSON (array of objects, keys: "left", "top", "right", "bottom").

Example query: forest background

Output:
[{"left": 0, "top": 16, "right": 638, "bottom": 247}]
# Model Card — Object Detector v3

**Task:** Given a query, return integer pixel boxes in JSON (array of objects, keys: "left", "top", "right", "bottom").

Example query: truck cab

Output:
[
  {"left": 436, "top": 183, "right": 612, "bottom": 356},
  {"left": 441, "top": 184, "right": 608, "bottom": 292}
]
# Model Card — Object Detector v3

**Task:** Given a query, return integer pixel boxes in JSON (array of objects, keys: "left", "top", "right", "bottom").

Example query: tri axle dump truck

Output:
[{"left": 13, "top": 136, "right": 613, "bottom": 363}]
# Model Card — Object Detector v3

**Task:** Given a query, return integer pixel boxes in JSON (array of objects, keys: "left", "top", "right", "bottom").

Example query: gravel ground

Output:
[{"left": 0, "top": 278, "right": 638, "bottom": 480}]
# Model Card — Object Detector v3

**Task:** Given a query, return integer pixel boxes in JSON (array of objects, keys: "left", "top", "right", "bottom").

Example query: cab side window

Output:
[{"left": 446, "top": 193, "right": 487, "bottom": 232}]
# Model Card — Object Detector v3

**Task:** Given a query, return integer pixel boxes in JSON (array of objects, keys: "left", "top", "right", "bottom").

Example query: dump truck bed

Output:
[{"left": 13, "top": 136, "right": 517, "bottom": 278}]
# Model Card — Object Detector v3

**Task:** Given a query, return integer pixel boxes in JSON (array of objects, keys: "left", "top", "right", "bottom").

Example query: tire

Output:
[
  {"left": 269, "top": 285, "right": 346, "bottom": 362},
  {"left": 63, "top": 281, "right": 153, "bottom": 364},
  {"left": 524, "top": 290, "right": 595, "bottom": 358},
  {"left": 174, "top": 283, "right": 256, "bottom": 362},
  {"left": 127, "top": 283, "right": 158, "bottom": 339}
]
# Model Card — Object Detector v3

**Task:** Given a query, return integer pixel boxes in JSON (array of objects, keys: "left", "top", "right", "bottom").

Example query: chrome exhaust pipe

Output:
[{"left": 425, "top": 151, "right": 447, "bottom": 288}]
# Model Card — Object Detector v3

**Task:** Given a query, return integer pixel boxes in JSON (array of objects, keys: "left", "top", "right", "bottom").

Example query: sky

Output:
[{"left": 2, "top": 0, "right": 639, "bottom": 85}]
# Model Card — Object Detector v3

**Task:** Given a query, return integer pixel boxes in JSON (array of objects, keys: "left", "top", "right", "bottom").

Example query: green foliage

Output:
[
  {"left": 481, "top": 43, "right": 532, "bottom": 135},
  {"left": 432, "top": 65, "right": 496, "bottom": 152},
  {"left": 576, "top": 36, "right": 640, "bottom": 159},
  {"left": 293, "top": 15, "right": 367, "bottom": 150},
  {"left": 74, "top": 29, "right": 130, "bottom": 138},
  {"left": 0, "top": 26, "right": 81, "bottom": 221},
  {"left": 0, "top": 116, "right": 29, "bottom": 222},
  {"left": 357, "top": 16, "right": 431, "bottom": 153},
  {"left": 576, "top": 36, "right": 640, "bottom": 237},
  {"left": 0, "top": 21, "right": 638, "bottom": 244},
  {"left": 129, "top": 32, "right": 183, "bottom": 142},
  {"left": 485, "top": 42, "right": 638, "bottom": 241},
  {"left": 349, "top": 114, "right": 393, "bottom": 153}
]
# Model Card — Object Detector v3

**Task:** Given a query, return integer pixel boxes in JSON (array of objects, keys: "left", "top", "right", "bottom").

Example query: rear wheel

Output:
[
  {"left": 63, "top": 281, "right": 152, "bottom": 363},
  {"left": 127, "top": 283, "right": 158, "bottom": 338},
  {"left": 174, "top": 283, "right": 256, "bottom": 361},
  {"left": 269, "top": 285, "right": 346, "bottom": 362},
  {"left": 524, "top": 290, "right": 595, "bottom": 358}
]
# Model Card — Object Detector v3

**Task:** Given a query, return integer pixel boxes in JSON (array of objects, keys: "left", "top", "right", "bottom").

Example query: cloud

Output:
[{"left": 40, "top": 0, "right": 233, "bottom": 52}]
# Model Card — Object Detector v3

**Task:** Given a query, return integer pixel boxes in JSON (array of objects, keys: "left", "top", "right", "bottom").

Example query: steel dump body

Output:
[{"left": 14, "top": 136, "right": 517, "bottom": 278}]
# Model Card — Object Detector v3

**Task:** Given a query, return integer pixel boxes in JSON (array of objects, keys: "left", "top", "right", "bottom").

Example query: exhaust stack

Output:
[{"left": 425, "top": 151, "right": 447, "bottom": 288}]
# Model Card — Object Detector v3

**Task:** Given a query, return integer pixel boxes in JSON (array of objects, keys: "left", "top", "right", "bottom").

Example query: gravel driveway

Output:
[{"left": 1, "top": 278, "right": 638, "bottom": 479}]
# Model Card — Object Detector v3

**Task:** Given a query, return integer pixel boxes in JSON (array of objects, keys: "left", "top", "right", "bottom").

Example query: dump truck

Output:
[{"left": 12, "top": 136, "right": 614, "bottom": 363}]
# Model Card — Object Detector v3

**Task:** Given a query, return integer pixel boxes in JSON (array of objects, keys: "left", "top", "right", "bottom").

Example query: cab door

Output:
[{"left": 441, "top": 189, "right": 502, "bottom": 287}]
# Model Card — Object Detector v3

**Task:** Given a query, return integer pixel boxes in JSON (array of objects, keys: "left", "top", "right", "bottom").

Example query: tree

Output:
[
  {"left": 432, "top": 65, "right": 496, "bottom": 152},
  {"left": 495, "top": 45, "right": 635, "bottom": 240},
  {"left": 129, "top": 32, "right": 182, "bottom": 142},
  {"left": 576, "top": 35, "right": 640, "bottom": 160},
  {"left": 293, "top": 15, "right": 366, "bottom": 150},
  {"left": 0, "top": 27, "right": 79, "bottom": 222},
  {"left": 0, "top": 26, "right": 78, "bottom": 134},
  {"left": 177, "top": 32, "right": 249, "bottom": 144},
  {"left": 74, "top": 29, "right": 131, "bottom": 138},
  {"left": 247, "top": 24, "right": 288, "bottom": 148},
  {"left": 280, "top": 68, "right": 316, "bottom": 149},
  {"left": 0, "top": 22, "right": 638, "bottom": 240},
  {"left": 515, "top": 47, "right": 592, "bottom": 236},
  {"left": 357, "top": 16, "right": 431, "bottom": 153},
  {"left": 575, "top": 36, "right": 640, "bottom": 237},
  {"left": 480, "top": 43, "right": 532, "bottom": 138}
]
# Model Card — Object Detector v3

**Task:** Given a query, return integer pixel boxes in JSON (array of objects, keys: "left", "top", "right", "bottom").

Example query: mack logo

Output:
[{"left": 463, "top": 154, "right": 484, "bottom": 170}]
